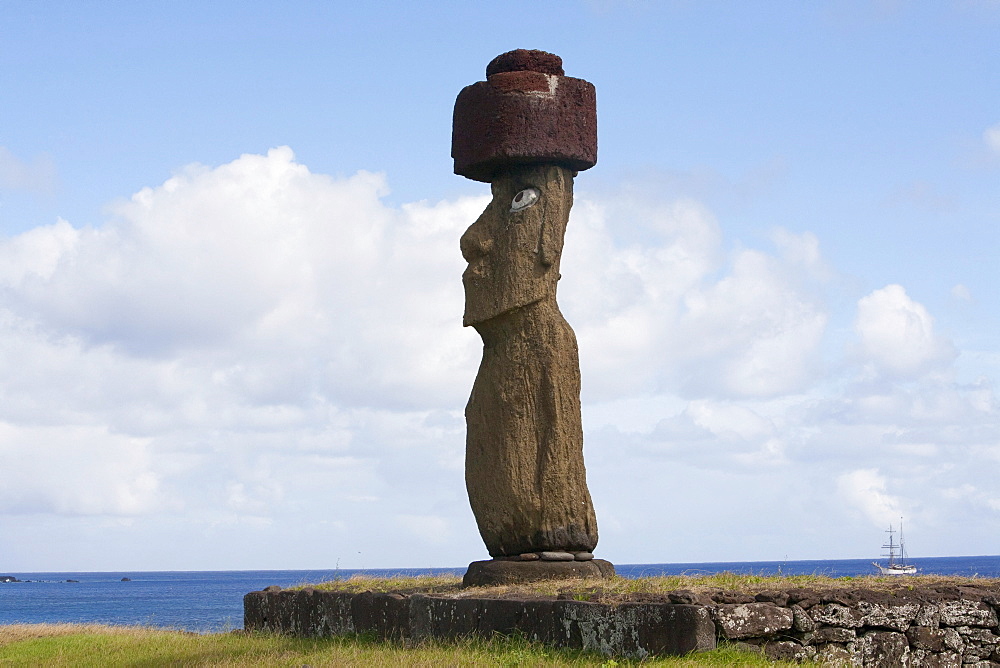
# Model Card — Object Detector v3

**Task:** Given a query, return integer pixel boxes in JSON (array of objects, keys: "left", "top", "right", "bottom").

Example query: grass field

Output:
[
  {"left": 8, "top": 573, "right": 996, "bottom": 665},
  {"left": 0, "top": 624, "right": 794, "bottom": 666},
  {"left": 300, "top": 571, "right": 1000, "bottom": 597}
]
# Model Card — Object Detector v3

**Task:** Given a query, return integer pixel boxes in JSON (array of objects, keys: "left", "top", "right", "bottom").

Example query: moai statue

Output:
[{"left": 452, "top": 49, "right": 614, "bottom": 585}]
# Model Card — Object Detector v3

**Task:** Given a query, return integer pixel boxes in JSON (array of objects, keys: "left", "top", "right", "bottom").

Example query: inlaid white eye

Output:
[{"left": 510, "top": 187, "right": 540, "bottom": 212}]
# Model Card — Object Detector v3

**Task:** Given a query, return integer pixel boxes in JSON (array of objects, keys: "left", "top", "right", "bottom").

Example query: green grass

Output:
[{"left": 0, "top": 624, "right": 796, "bottom": 666}]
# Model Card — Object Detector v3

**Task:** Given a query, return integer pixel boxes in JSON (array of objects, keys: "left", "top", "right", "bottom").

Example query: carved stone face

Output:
[{"left": 460, "top": 164, "right": 573, "bottom": 326}]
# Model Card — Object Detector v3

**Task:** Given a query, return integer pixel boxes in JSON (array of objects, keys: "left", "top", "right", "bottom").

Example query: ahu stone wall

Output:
[{"left": 244, "top": 583, "right": 1000, "bottom": 665}]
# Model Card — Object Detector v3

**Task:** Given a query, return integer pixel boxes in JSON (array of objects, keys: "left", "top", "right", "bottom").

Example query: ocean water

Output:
[{"left": 2, "top": 556, "right": 998, "bottom": 633}]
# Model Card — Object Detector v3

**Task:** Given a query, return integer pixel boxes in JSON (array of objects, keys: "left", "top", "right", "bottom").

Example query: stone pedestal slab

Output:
[{"left": 463, "top": 558, "right": 615, "bottom": 587}]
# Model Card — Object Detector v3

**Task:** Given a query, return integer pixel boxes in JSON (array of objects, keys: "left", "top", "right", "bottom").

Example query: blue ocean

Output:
[{"left": 2, "top": 556, "right": 999, "bottom": 633}]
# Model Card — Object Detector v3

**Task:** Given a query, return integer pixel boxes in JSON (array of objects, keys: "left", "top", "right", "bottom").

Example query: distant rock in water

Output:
[
  {"left": 121, "top": 577, "right": 131, "bottom": 582},
  {"left": 1, "top": 575, "right": 21, "bottom": 583},
  {"left": 65, "top": 579, "right": 79, "bottom": 583}
]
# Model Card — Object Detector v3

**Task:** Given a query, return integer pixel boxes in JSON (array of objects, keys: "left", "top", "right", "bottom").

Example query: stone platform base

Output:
[
  {"left": 463, "top": 558, "right": 615, "bottom": 587},
  {"left": 243, "top": 588, "right": 715, "bottom": 658},
  {"left": 244, "top": 581, "right": 1000, "bottom": 663}
]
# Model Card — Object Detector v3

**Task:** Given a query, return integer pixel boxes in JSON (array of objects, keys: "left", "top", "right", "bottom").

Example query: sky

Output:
[{"left": 1, "top": 0, "right": 998, "bottom": 572}]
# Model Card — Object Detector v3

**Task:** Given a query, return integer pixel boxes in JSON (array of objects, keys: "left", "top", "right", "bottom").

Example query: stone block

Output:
[
  {"left": 907, "top": 626, "right": 949, "bottom": 651},
  {"left": 858, "top": 600, "right": 920, "bottom": 632},
  {"left": 408, "top": 595, "right": 485, "bottom": 640},
  {"left": 350, "top": 591, "right": 410, "bottom": 639},
  {"left": 857, "top": 630, "right": 910, "bottom": 667},
  {"left": 555, "top": 601, "right": 715, "bottom": 657},
  {"left": 811, "top": 602, "right": 864, "bottom": 628},
  {"left": 762, "top": 640, "right": 814, "bottom": 662},
  {"left": 812, "top": 626, "right": 857, "bottom": 643},
  {"left": 712, "top": 603, "right": 794, "bottom": 640},
  {"left": 938, "top": 600, "right": 998, "bottom": 627},
  {"left": 791, "top": 604, "right": 815, "bottom": 632},
  {"left": 462, "top": 558, "right": 614, "bottom": 587}
]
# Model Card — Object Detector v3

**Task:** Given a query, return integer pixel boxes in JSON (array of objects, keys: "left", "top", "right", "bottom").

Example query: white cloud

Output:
[
  {"left": 836, "top": 468, "right": 905, "bottom": 527},
  {"left": 854, "top": 284, "right": 956, "bottom": 378},
  {"left": 0, "top": 146, "right": 56, "bottom": 194},
  {"left": 951, "top": 284, "right": 973, "bottom": 302},
  {"left": 984, "top": 123, "right": 1000, "bottom": 154},
  {"left": 562, "top": 196, "right": 828, "bottom": 400},
  {"left": 0, "top": 148, "right": 997, "bottom": 568},
  {"left": 0, "top": 423, "right": 160, "bottom": 516}
]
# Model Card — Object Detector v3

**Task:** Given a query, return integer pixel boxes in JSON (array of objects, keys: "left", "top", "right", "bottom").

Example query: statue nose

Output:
[{"left": 460, "top": 225, "right": 493, "bottom": 262}]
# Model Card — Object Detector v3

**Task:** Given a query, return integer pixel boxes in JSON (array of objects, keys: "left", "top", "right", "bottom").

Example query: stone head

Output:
[{"left": 460, "top": 163, "right": 573, "bottom": 326}]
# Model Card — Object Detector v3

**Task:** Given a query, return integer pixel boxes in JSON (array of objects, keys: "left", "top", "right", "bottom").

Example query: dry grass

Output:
[
  {"left": 0, "top": 623, "right": 183, "bottom": 644},
  {"left": 302, "top": 571, "right": 1000, "bottom": 599}
]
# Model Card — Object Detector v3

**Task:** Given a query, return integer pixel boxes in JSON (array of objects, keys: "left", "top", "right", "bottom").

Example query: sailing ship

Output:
[{"left": 872, "top": 520, "right": 917, "bottom": 575}]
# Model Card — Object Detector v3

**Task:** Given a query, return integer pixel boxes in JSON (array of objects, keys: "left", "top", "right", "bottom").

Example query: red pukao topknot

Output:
[
  {"left": 452, "top": 49, "right": 597, "bottom": 183},
  {"left": 485, "top": 49, "right": 564, "bottom": 77}
]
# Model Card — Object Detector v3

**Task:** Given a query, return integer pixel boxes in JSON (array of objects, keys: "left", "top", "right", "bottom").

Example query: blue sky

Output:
[{"left": 1, "top": 0, "right": 998, "bottom": 571}]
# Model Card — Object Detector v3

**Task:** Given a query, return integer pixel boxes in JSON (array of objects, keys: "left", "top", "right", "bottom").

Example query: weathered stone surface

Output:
[
  {"left": 486, "top": 49, "right": 564, "bottom": 77},
  {"left": 713, "top": 591, "right": 756, "bottom": 604},
  {"left": 462, "top": 559, "right": 615, "bottom": 587},
  {"left": 857, "top": 630, "right": 910, "bottom": 667},
  {"left": 461, "top": 164, "right": 598, "bottom": 558},
  {"left": 911, "top": 648, "right": 962, "bottom": 667},
  {"left": 762, "top": 640, "right": 814, "bottom": 662},
  {"left": 409, "top": 595, "right": 487, "bottom": 640},
  {"left": 539, "top": 551, "right": 575, "bottom": 561},
  {"left": 668, "top": 589, "right": 704, "bottom": 605},
  {"left": 452, "top": 51, "right": 597, "bottom": 183},
  {"left": 812, "top": 625, "right": 857, "bottom": 643},
  {"left": 791, "top": 604, "right": 816, "bottom": 632},
  {"left": 938, "top": 600, "right": 998, "bottom": 627},
  {"left": 754, "top": 590, "right": 790, "bottom": 606},
  {"left": 248, "top": 589, "right": 713, "bottom": 659},
  {"left": 712, "top": 603, "right": 794, "bottom": 640},
  {"left": 787, "top": 587, "right": 822, "bottom": 607},
  {"left": 916, "top": 603, "right": 941, "bottom": 627},
  {"left": 811, "top": 602, "right": 864, "bottom": 628},
  {"left": 942, "top": 627, "right": 963, "bottom": 651},
  {"left": 814, "top": 643, "right": 853, "bottom": 665},
  {"left": 247, "top": 583, "right": 1000, "bottom": 662},
  {"left": 573, "top": 552, "right": 595, "bottom": 561},
  {"left": 907, "top": 626, "right": 949, "bottom": 651},
  {"left": 243, "top": 589, "right": 356, "bottom": 637},
  {"left": 858, "top": 600, "right": 921, "bottom": 631},
  {"left": 554, "top": 601, "right": 716, "bottom": 658},
  {"left": 351, "top": 592, "right": 410, "bottom": 639}
]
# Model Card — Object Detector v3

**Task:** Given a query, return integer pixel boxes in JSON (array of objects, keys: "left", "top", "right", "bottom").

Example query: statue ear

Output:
[{"left": 538, "top": 167, "right": 570, "bottom": 268}]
